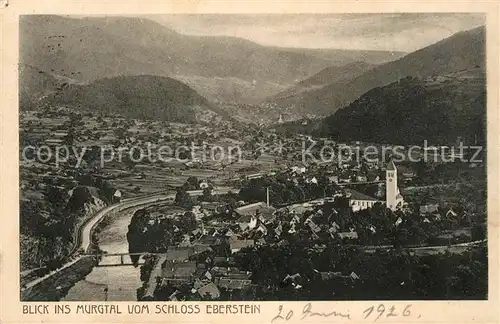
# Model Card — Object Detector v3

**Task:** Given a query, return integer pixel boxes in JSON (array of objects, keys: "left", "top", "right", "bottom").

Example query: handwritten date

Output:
[
  {"left": 271, "top": 303, "right": 350, "bottom": 323},
  {"left": 271, "top": 304, "right": 420, "bottom": 322},
  {"left": 363, "top": 304, "right": 420, "bottom": 321}
]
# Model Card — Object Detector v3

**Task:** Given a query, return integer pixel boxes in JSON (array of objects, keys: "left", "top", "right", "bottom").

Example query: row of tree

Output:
[{"left": 233, "top": 242, "right": 487, "bottom": 300}]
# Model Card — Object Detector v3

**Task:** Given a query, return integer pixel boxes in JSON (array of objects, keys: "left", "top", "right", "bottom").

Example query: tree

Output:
[
  {"left": 113, "top": 127, "right": 128, "bottom": 139},
  {"left": 67, "top": 186, "right": 92, "bottom": 212},
  {"left": 183, "top": 176, "right": 199, "bottom": 191},
  {"left": 471, "top": 223, "right": 486, "bottom": 241},
  {"left": 82, "top": 145, "right": 102, "bottom": 166},
  {"left": 178, "top": 211, "right": 197, "bottom": 232},
  {"left": 63, "top": 128, "right": 75, "bottom": 146},
  {"left": 45, "top": 185, "right": 69, "bottom": 209},
  {"left": 20, "top": 200, "right": 46, "bottom": 235},
  {"left": 201, "top": 188, "right": 214, "bottom": 202},
  {"left": 175, "top": 187, "right": 194, "bottom": 208}
]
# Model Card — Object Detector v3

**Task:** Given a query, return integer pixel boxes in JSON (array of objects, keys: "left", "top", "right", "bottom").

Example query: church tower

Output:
[{"left": 386, "top": 160, "right": 403, "bottom": 210}]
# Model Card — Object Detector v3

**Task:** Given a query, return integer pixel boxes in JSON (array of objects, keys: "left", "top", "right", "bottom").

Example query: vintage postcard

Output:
[{"left": 0, "top": 1, "right": 499, "bottom": 323}]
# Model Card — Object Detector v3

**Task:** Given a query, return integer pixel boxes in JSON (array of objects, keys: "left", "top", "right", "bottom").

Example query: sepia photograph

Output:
[{"left": 17, "top": 12, "right": 488, "bottom": 304}]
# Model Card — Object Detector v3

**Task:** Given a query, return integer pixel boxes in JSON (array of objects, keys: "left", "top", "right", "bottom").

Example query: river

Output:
[
  {"left": 62, "top": 188, "right": 232, "bottom": 301},
  {"left": 63, "top": 208, "right": 142, "bottom": 301}
]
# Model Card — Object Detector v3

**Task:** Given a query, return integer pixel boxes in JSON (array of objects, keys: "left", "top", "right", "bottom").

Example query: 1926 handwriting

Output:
[
  {"left": 363, "top": 304, "right": 420, "bottom": 321},
  {"left": 271, "top": 304, "right": 420, "bottom": 322}
]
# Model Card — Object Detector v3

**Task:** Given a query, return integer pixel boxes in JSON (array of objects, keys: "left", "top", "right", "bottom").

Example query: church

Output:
[{"left": 346, "top": 160, "right": 404, "bottom": 212}]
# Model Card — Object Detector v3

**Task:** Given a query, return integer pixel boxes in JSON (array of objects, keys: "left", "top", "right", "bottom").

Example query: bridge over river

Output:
[{"left": 83, "top": 252, "right": 166, "bottom": 267}]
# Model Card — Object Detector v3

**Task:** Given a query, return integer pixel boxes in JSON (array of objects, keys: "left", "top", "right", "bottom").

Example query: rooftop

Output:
[
  {"left": 216, "top": 278, "right": 252, "bottom": 290},
  {"left": 420, "top": 204, "right": 439, "bottom": 214},
  {"left": 193, "top": 244, "right": 212, "bottom": 254},
  {"left": 235, "top": 202, "right": 276, "bottom": 217},
  {"left": 165, "top": 246, "right": 194, "bottom": 261},
  {"left": 198, "top": 283, "right": 221, "bottom": 299},
  {"left": 195, "top": 235, "right": 218, "bottom": 246},
  {"left": 161, "top": 261, "right": 197, "bottom": 278},
  {"left": 338, "top": 231, "right": 359, "bottom": 239},
  {"left": 345, "top": 189, "right": 379, "bottom": 202},
  {"left": 230, "top": 239, "right": 255, "bottom": 250}
]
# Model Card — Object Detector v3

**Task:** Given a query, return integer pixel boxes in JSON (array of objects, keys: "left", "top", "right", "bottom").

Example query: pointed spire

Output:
[{"left": 386, "top": 159, "right": 397, "bottom": 171}]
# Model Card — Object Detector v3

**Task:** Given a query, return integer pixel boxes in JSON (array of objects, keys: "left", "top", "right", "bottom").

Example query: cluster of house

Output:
[
  {"left": 419, "top": 204, "right": 458, "bottom": 222},
  {"left": 142, "top": 198, "right": 373, "bottom": 300},
  {"left": 240, "top": 159, "right": 416, "bottom": 214},
  {"left": 143, "top": 243, "right": 254, "bottom": 301},
  {"left": 140, "top": 158, "right": 471, "bottom": 300}
]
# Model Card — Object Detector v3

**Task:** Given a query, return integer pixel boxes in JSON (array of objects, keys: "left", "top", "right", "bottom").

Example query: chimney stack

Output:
[{"left": 266, "top": 187, "right": 270, "bottom": 206}]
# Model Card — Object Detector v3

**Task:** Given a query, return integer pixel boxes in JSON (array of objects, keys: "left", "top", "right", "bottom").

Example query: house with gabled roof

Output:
[
  {"left": 420, "top": 204, "right": 440, "bottom": 216},
  {"left": 216, "top": 278, "right": 252, "bottom": 291},
  {"left": 338, "top": 231, "right": 359, "bottom": 240},
  {"left": 229, "top": 239, "right": 254, "bottom": 253},
  {"left": 165, "top": 246, "right": 194, "bottom": 262},
  {"left": 198, "top": 283, "right": 220, "bottom": 299},
  {"left": 161, "top": 260, "right": 197, "bottom": 280},
  {"left": 237, "top": 214, "right": 257, "bottom": 232}
]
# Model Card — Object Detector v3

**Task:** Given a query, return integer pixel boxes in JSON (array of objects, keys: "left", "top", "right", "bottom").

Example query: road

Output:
[
  {"left": 79, "top": 194, "right": 173, "bottom": 253},
  {"left": 23, "top": 186, "right": 237, "bottom": 290},
  {"left": 79, "top": 187, "right": 236, "bottom": 252}
]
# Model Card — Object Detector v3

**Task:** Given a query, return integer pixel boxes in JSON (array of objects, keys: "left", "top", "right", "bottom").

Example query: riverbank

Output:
[
  {"left": 21, "top": 256, "right": 96, "bottom": 301},
  {"left": 62, "top": 206, "right": 143, "bottom": 301}
]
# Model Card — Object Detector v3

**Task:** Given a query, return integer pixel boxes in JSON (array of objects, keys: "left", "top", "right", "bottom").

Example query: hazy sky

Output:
[{"left": 148, "top": 13, "right": 485, "bottom": 52}]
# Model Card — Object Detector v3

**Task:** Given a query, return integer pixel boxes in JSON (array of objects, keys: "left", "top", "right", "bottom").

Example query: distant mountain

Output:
[
  {"left": 19, "top": 64, "right": 91, "bottom": 111},
  {"left": 298, "top": 61, "right": 377, "bottom": 87},
  {"left": 278, "top": 47, "right": 403, "bottom": 65},
  {"left": 20, "top": 15, "right": 403, "bottom": 104},
  {"left": 268, "top": 61, "right": 376, "bottom": 102},
  {"left": 41, "top": 75, "right": 221, "bottom": 123},
  {"left": 19, "top": 65, "right": 63, "bottom": 110},
  {"left": 269, "top": 26, "right": 485, "bottom": 116},
  {"left": 316, "top": 69, "right": 485, "bottom": 145}
]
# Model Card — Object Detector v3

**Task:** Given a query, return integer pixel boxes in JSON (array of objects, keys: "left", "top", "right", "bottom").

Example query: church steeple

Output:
[
  {"left": 387, "top": 159, "right": 396, "bottom": 171},
  {"left": 386, "top": 159, "right": 402, "bottom": 211}
]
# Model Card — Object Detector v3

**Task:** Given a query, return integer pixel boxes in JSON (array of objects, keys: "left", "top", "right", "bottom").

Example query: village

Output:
[
  {"left": 19, "top": 106, "right": 487, "bottom": 301},
  {"left": 125, "top": 154, "right": 486, "bottom": 301}
]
